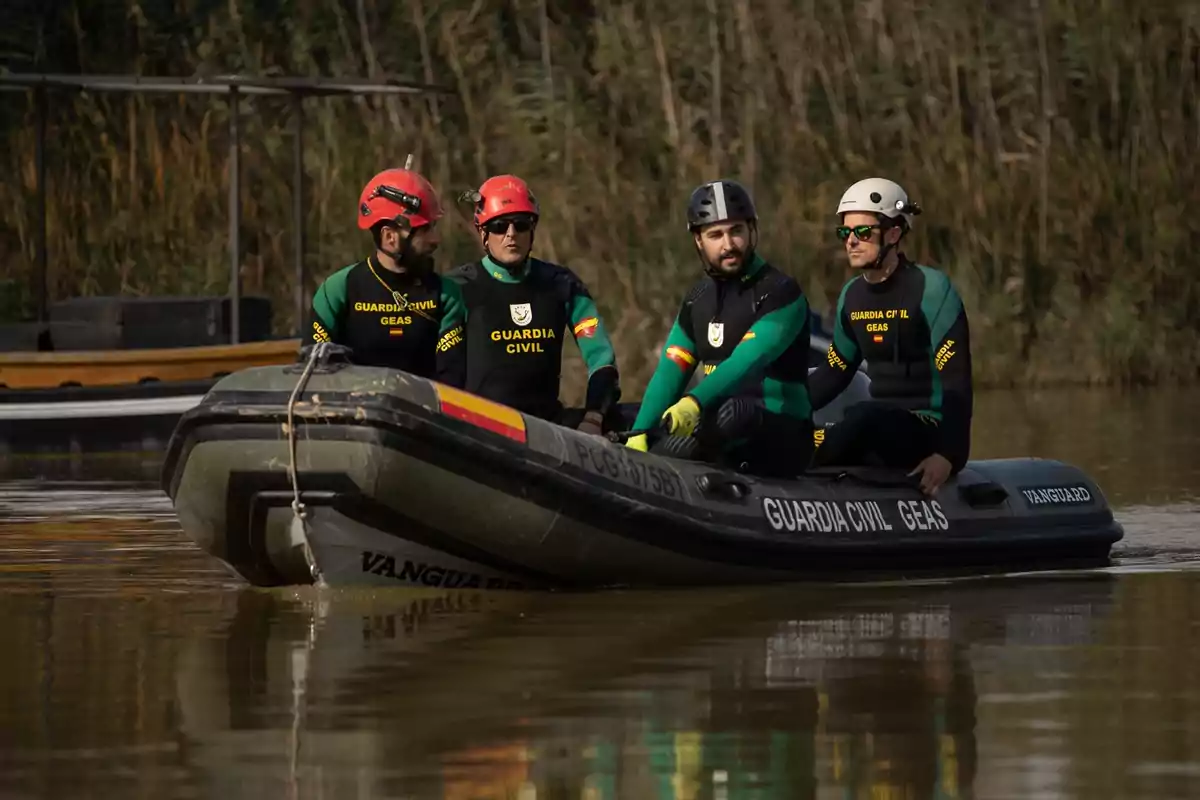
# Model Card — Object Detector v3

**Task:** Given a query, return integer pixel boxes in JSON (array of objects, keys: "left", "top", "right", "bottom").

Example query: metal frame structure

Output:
[{"left": 0, "top": 73, "right": 454, "bottom": 343}]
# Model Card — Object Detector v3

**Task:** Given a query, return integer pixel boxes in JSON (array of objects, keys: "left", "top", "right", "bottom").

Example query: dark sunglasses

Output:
[
  {"left": 835, "top": 224, "right": 883, "bottom": 241},
  {"left": 483, "top": 217, "right": 535, "bottom": 236}
]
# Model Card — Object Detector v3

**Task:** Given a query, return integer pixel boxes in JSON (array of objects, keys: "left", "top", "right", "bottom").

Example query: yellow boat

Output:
[{"left": 0, "top": 338, "right": 301, "bottom": 456}]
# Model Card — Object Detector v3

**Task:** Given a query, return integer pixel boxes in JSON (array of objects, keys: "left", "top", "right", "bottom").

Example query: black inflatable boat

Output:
[{"left": 161, "top": 346, "right": 1124, "bottom": 589}]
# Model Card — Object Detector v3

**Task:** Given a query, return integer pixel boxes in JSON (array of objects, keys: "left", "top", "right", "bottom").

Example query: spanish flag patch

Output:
[
  {"left": 666, "top": 346, "right": 696, "bottom": 370},
  {"left": 872, "top": 334, "right": 883, "bottom": 344},
  {"left": 573, "top": 317, "right": 599, "bottom": 338},
  {"left": 389, "top": 329, "right": 404, "bottom": 337}
]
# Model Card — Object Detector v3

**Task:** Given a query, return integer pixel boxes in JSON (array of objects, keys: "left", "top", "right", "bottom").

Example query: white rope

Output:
[{"left": 286, "top": 342, "right": 327, "bottom": 585}]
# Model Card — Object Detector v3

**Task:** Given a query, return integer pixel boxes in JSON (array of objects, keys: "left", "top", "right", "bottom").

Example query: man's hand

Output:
[
  {"left": 577, "top": 410, "right": 604, "bottom": 437},
  {"left": 661, "top": 396, "right": 701, "bottom": 437},
  {"left": 908, "top": 453, "right": 953, "bottom": 496}
]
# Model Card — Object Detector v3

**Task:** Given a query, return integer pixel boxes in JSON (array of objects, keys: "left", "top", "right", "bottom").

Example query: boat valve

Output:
[{"left": 697, "top": 472, "right": 750, "bottom": 502}]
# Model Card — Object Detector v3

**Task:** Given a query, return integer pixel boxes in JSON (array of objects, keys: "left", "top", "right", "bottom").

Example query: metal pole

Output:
[
  {"left": 35, "top": 86, "right": 48, "bottom": 323},
  {"left": 228, "top": 85, "right": 241, "bottom": 344},
  {"left": 292, "top": 92, "right": 305, "bottom": 337}
]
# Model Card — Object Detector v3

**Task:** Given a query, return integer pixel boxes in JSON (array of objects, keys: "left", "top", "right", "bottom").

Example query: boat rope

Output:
[{"left": 286, "top": 342, "right": 328, "bottom": 586}]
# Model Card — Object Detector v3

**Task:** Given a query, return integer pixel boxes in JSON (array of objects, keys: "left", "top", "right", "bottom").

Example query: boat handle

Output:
[
  {"left": 284, "top": 343, "right": 354, "bottom": 374},
  {"left": 696, "top": 472, "right": 750, "bottom": 502}
]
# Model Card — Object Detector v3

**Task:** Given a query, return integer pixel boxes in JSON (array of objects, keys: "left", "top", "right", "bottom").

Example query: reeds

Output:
[{"left": 2, "top": 0, "right": 1198, "bottom": 397}]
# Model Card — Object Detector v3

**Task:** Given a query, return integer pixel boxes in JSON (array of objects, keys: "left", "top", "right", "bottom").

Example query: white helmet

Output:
[{"left": 836, "top": 178, "right": 921, "bottom": 227}]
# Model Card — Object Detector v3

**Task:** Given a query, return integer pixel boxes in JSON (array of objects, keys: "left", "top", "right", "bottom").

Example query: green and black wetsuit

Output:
[
  {"left": 309, "top": 256, "right": 466, "bottom": 384},
  {"left": 633, "top": 255, "right": 814, "bottom": 477},
  {"left": 809, "top": 257, "right": 973, "bottom": 472},
  {"left": 446, "top": 255, "right": 620, "bottom": 421}
]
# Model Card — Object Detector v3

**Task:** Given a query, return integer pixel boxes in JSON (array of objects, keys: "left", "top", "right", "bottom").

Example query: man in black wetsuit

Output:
[
  {"left": 447, "top": 174, "right": 621, "bottom": 435},
  {"left": 626, "top": 179, "right": 814, "bottom": 478},
  {"left": 809, "top": 178, "right": 973, "bottom": 495},
  {"left": 308, "top": 167, "right": 466, "bottom": 384}
]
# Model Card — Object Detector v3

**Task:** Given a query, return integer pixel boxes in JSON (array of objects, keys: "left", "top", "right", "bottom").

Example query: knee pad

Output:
[
  {"left": 651, "top": 434, "right": 702, "bottom": 461},
  {"left": 714, "top": 397, "right": 763, "bottom": 439}
]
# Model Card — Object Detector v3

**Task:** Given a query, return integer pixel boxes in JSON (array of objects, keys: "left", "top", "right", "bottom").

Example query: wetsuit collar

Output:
[
  {"left": 482, "top": 254, "right": 532, "bottom": 283},
  {"left": 862, "top": 254, "right": 912, "bottom": 293},
  {"left": 740, "top": 253, "right": 767, "bottom": 282},
  {"left": 710, "top": 252, "right": 767, "bottom": 283}
]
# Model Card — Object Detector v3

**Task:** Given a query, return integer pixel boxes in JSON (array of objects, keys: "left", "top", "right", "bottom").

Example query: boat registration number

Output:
[{"left": 572, "top": 440, "right": 687, "bottom": 500}]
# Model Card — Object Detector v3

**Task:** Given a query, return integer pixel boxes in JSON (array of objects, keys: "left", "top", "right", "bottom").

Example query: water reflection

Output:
[
  {"left": 0, "top": 451, "right": 165, "bottom": 485},
  {"left": 165, "top": 577, "right": 1122, "bottom": 799},
  {"left": 2, "top": 546, "right": 1199, "bottom": 799}
]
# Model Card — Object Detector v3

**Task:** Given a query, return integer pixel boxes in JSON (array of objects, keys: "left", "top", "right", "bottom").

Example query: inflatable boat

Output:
[{"left": 161, "top": 345, "right": 1124, "bottom": 590}]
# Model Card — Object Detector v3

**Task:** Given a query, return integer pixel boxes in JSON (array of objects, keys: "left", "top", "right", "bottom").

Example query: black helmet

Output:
[{"left": 686, "top": 179, "right": 757, "bottom": 230}]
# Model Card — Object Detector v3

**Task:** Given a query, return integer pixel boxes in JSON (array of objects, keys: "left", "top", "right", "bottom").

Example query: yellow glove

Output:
[
  {"left": 626, "top": 433, "right": 649, "bottom": 452},
  {"left": 661, "top": 396, "right": 701, "bottom": 437}
]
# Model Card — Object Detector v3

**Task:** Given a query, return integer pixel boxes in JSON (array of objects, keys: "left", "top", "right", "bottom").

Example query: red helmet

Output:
[
  {"left": 471, "top": 175, "right": 539, "bottom": 227},
  {"left": 357, "top": 168, "right": 443, "bottom": 231}
]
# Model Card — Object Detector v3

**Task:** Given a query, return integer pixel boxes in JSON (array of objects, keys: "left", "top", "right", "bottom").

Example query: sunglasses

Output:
[
  {"left": 835, "top": 224, "right": 883, "bottom": 241},
  {"left": 482, "top": 217, "right": 535, "bottom": 236}
]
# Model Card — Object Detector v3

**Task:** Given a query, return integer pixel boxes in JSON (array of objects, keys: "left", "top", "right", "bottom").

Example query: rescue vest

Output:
[
  {"left": 451, "top": 259, "right": 573, "bottom": 419},
  {"left": 309, "top": 259, "right": 446, "bottom": 376}
]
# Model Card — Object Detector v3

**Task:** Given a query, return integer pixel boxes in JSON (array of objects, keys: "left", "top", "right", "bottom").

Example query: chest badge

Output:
[
  {"left": 510, "top": 303, "right": 533, "bottom": 327},
  {"left": 707, "top": 321, "right": 725, "bottom": 348}
]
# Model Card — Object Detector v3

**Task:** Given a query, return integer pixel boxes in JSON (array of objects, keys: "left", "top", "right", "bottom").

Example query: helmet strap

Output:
[{"left": 853, "top": 216, "right": 904, "bottom": 278}]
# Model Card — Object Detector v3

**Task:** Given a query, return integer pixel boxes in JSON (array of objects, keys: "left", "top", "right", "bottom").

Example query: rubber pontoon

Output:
[{"left": 161, "top": 345, "right": 1124, "bottom": 590}]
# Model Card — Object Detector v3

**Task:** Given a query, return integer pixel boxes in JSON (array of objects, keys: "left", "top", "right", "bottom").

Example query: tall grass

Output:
[{"left": 2, "top": 0, "right": 1198, "bottom": 398}]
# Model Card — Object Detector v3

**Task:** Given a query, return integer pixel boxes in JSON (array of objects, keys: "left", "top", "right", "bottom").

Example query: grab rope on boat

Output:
[{"left": 286, "top": 342, "right": 328, "bottom": 586}]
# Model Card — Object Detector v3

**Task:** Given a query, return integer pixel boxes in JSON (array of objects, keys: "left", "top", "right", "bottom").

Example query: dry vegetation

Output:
[{"left": 2, "top": 0, "right": 1198, "bottom": 398}]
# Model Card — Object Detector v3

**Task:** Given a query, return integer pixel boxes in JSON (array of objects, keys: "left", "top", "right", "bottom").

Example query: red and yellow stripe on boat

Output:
[{"left": 434, "top": 384, "right": 527, "bottom": 444}]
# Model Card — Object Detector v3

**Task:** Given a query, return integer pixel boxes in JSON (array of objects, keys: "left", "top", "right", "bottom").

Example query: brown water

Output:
[{"left": 0, "top": 387, "right": 1197, "bottom": 799}]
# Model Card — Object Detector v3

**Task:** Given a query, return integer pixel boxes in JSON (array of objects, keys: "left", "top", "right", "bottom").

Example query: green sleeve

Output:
[
  {"left": 438, "top": 277, "right": 467, "bottom": 336},
  {"left": 919, "top": 266, "right": 973, "bottom": 470},
  {"left": 309, "top": 264, "right": 354, "bottom": 344},
  {"left": 808, "top": 280, "right": 863, "bottom": 410},
  {"left": 568, "top": 292, "right": 617, "bottom": 377},
  {"left": 435, "top": 276, "right": 467, "bottom": 387},
  {"left": 920, "top": 267, "right": 964, "bottom": 356},
  {"left": 632, "top": 316, "right": 697, "bottom": 431},
  {"left": 688, "top": 295, "right": 808, "bottom": 409}
]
